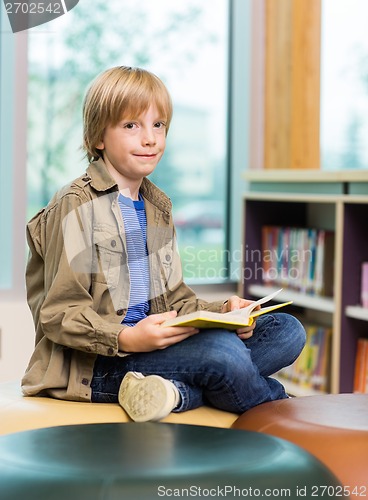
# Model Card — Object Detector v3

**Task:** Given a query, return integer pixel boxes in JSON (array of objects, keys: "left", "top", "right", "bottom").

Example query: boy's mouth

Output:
[{"left": 133, "top": 153, "right": 157, "bottom": 159}]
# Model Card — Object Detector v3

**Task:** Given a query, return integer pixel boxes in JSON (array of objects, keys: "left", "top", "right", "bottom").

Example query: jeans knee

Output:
[
  {"left": 293, "top": 315, "right": 307, "bottom": 346},
  {"left": 203, "top": 332, "right": 252, "bottom": 378},
  {"left": 282, "top": 314, "right": 306, "bottom": 361}
]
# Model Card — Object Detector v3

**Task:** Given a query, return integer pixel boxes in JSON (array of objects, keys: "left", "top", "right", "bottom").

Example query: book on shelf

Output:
[
  {"left": 277, "top": 323, "right": 331, "bottom": 393},
  {"left": 261, "top": 225, "right": 334, "bottom": 297},
  {"left": 361, "top": 262, "right": 368, "bottom": 308},
  {"left": 162, "top": 288, "right": 292, "bottom": 330},
  {"left": 354, "top": 338, "right": 368, "bottom": 394}
]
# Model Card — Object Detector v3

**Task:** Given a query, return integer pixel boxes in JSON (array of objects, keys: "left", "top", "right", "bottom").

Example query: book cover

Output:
[
  {"left": 162, "top": 288, "right": 292, "bottom": 330},
  {"left": 261, "top": 225, "right": 335, "bottom": 297},
  {"left": 354, "top": 338, "right": 368, "bottom": 393},
  {"left": 277, "top": 323, "right": 331, "bottom": 392}
]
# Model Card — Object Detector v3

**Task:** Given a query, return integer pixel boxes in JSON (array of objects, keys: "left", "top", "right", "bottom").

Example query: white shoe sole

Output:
[{"left": 118, "top": 372, "right": 178, "bottom": 422}]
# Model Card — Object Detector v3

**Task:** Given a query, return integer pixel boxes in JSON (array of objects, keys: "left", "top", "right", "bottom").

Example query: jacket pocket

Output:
[
  {"left": 93, "top": 230, "right": 125, "bottom": 289},
  {"left": 157, "top": 239, "right": 183, "bottom": 292}
]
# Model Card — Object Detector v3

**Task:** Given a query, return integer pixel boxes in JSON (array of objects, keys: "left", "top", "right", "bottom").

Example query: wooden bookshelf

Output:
[
  {"left": 241, "top": 192, "right": 368, "bottom": 395},
  {"left": 273, "top": 376, "right": 323, "bottom": 398}
]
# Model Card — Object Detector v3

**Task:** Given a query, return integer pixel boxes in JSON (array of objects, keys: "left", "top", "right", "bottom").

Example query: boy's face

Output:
[{"left": 97, "top": 104, "right": 167, "bottom": 191}]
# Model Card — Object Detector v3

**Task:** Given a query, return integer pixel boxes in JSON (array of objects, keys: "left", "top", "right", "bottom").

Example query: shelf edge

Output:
[
  {"left": 243, "top": 169, "right": 368, "bottom": 183},
  {"left": 345, "top": 305, "right": 368, "bottom": 322},
  {"left": 248, "top": 284, "right": 335, "bottom": 313}
]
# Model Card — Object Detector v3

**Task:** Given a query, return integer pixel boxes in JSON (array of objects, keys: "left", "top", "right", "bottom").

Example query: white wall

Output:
[{"left": 0, "top": 301, "right": 35, "bottom": 383}]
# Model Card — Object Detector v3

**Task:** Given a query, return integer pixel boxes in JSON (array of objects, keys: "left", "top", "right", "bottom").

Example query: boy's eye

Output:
[
  {"left": 123, "top": 122, "right": 136, "bottom": 129},
  {"left": 154, "top": 121, "right": 166, "bottom": 128}
]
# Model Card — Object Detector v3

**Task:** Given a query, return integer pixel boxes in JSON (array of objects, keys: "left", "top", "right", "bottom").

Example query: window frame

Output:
[{"left": 226, "top": 0, "right": 252, "bottom": 286}]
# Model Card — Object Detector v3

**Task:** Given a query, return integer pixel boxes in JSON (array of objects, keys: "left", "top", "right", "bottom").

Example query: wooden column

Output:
[{"left": 264, "top": 0, "right": 321, "bottom": 169}]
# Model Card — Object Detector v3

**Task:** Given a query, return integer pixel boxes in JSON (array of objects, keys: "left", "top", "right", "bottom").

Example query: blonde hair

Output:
[{"left": 83, "top": 66, "right": 173, "bottom": 162}]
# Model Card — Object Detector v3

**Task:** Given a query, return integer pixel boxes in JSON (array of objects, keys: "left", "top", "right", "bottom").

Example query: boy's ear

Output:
[{"left": 96, "top": 140, "right": 104, "bottom": 150}]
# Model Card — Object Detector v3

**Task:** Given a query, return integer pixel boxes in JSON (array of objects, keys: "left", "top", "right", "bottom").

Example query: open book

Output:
[{"left": 162, "top": 288, "right": 292, "bottom": 330}]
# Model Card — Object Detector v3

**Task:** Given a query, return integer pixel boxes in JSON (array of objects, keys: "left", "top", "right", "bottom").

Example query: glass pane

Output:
[
  {"left": 321, "top": 0, "right": 368, "bottom": 170},
  {"left": 27, "top": 0, "right": 229, "bottom": 280}
]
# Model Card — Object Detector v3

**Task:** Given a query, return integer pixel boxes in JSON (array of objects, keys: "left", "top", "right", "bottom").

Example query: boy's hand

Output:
[
  {"left": 222, "top": 295, "right": 260, "bottom": 340},
  {"left": 118, "top": 311, "right": 199, "bottom": 353}
]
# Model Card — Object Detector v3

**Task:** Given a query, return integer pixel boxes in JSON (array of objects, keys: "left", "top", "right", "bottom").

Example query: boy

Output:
[{"left": 22, "top": 66, "right": 306, "bottom": 422}]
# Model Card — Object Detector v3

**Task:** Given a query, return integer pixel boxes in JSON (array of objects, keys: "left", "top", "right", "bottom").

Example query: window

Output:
[
  {"left": 321, "top": 0, "right": 368, "bottom": 170},
  {"left": 27, "top": 0, "right": 231, "bottom": 281}
]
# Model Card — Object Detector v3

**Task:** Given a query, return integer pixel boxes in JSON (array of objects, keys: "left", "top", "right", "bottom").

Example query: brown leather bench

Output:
[{"left": 232, "top": 393, "right": 368, "bottom": 489}]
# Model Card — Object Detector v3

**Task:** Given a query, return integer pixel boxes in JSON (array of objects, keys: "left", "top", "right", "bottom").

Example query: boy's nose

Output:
[{"left": 142, "top": 129, "right": 156, "bottom": 146}]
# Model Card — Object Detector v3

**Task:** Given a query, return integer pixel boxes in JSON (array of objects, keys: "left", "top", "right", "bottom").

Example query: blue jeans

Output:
[{"left": 91, "top": 313, "right": 306, "bottom": 413}]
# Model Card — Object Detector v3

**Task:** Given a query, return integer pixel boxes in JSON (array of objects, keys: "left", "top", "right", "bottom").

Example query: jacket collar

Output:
[
  {"left": 87, "top": 159, "right": 118, "bottom": 192},
  {"left": 86, "top": 159, "right": 172, "bottom": 215}
]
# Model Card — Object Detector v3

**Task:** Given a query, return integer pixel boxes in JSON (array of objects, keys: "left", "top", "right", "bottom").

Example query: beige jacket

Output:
[{"left": 22, "top": 160, "right": 223, "bottom": 401}]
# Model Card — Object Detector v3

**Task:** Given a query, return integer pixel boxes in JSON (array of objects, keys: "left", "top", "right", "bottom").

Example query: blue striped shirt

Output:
[{"left": 118, "top": 193, "right": 150, "bottom": 326}]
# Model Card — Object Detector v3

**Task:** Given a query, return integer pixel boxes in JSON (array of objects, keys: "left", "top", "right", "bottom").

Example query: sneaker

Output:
[{"left": 118, "top": 371, "right": 180, "bottom": 422}]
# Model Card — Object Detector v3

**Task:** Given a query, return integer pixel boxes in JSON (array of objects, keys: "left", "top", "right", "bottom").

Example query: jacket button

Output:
[
  {"left": 117, "top": 309, "right": 124, "bottom": 316},
  {"left": 107, "top": 347, "right": 114, "bottom": 355},
  {"left": 111, "top": 240, "right": 117, "bottom": 248},
  {"left": 82, "top": 176, "right": 90, "bottom": 182},
  {"left": 165, "top": 254, "right": 171, "bottom": 262},
  {"left": 81, "top": 378, "right": 89, "bottom": 386}
]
